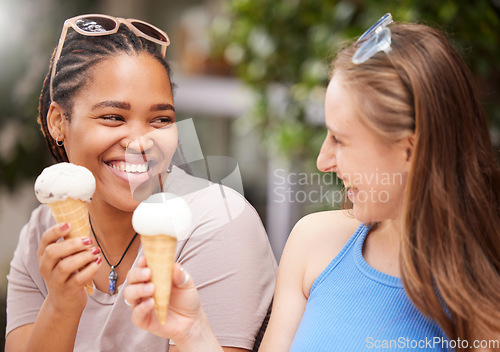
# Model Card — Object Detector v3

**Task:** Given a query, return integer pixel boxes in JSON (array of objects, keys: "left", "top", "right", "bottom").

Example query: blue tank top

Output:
[{"left": 290, "top": 224, "right": 450, "bottom": 352}]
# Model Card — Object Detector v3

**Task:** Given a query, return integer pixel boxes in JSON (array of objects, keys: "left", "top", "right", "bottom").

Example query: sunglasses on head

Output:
[
  {"left": 352, "top": 13, "right": 393, "bottom": 65},
  {"left": 50, "top": 14, "right": 170, "bottom": 101}
]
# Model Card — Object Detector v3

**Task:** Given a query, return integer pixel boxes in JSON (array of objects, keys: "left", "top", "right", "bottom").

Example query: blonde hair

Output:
[{"left": 332, "top": 23, "right": 500, "bottom": 349}]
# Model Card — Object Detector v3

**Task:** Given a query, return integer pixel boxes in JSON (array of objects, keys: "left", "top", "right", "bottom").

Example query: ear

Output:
[
  {"left": 402, "top": 133, "right": 415, "bottom": 165},
  {"left": 46, "top": 102, "right": 68, "bottom": 141}
]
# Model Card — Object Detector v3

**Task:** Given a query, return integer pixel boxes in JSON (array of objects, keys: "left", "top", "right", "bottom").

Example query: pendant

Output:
[{"left": 108, "top": 266, "right": 118, "bottom": 295}]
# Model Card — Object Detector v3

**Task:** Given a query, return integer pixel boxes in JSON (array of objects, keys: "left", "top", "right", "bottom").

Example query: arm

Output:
[
  {"left": 259, "top": 210, "right": 360, "bottom": 351},
  {"left": 6, "top": 223, "right": 101, "bottom": 352},
  {"left": 4, "top": 325, "right": 33, "bottom": 352},
  {"left": 6, "top": 298, "right": 80, "bottom": 352},
  {"left": 258, "top": 218, "right": 310, "bottom": 352}
]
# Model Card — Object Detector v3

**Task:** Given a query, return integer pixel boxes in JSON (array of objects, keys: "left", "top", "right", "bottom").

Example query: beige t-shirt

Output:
[{"left": 7, "top": 167, "right": 277, "bottom": 351}]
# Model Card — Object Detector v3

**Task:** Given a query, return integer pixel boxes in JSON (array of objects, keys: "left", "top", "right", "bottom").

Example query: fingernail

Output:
[
  {"left": 95, "top": 257, "right": 103, "bottom": 265},
  {"left": 82, "top": 237, "right": 93, "bottom": 245},
  {"left": 60, "top": 223, "right": 70, "bottom": 231},
  {"left": 91, "top": 247, "right": 101, "bottom": 255},
  {"left": 180, "top": 266, "right": 190, "bottom": 287}
]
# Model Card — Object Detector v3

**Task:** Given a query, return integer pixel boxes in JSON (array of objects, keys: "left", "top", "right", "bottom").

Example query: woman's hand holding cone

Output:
[
  {"left": 125, "top": 258, "right": 223, "bottom": 351},
  {"left": 37, "top": 222, "right": 102, "bottom": 315}
]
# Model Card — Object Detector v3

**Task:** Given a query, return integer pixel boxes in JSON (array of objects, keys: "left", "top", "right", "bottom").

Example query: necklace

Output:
[{"left": 89, "top": 217, "right": 138, "bottom": 295}]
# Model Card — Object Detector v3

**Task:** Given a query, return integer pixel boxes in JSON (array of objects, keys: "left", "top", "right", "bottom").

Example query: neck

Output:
[
  {"left": 363, "top": 217, "right": 403, "bottom": 277},
  {"left": 374, "top": 218, "right": 402, "bottom": 241},
  {"left": 88, "top": 196, "right": 137, "bottom": 258}
]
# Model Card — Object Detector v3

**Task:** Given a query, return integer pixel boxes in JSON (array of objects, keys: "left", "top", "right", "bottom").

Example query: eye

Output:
[
  {"left": 332, "top": 135, "right": 342, "bottom": 145},
  {"left": 99, "top": 115, "right": 125, "bottom": 124},
  {"left": 151, "top": 116, "right": 175, "bottom": 128}
]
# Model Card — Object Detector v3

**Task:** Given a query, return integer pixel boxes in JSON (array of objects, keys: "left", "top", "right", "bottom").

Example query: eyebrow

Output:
[
  {"left": 92, "top": 101, "right": 131, "bottom": 110},
  {"left": 325, "top": 123, "right": 347, "bottom": 137},
  {"left": 150, "top": 103, "right": 175, "bottom": 112},
  {"left": 91, "top": 101, "right": 175, "bottom": 112}
]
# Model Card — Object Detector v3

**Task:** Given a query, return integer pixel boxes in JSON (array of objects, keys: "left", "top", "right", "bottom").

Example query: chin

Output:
[
  {"left": 129, "top": 173, "right": 166, "bottom": 202},
  {"left": 351, "top": 204, "right": 383, "bottom": 225},
  {"left": 118, "top": 198, "right": 142, "bottom": 214}
]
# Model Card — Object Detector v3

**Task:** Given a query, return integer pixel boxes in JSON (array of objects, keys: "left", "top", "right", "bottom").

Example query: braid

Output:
[{"left": 38, "top": 24, "right": 174, "bottom": 162}]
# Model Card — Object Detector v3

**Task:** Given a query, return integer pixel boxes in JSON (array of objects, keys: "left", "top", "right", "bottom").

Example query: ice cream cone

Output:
[
  {"left": 48, "top": 198, "right": 94, "bottom": 295},
  {"left": 132, "top": 192, "right": 191, "bottom": 325},
  {"left": 140, "top": 234, "right": 177, "bottom": 325}
]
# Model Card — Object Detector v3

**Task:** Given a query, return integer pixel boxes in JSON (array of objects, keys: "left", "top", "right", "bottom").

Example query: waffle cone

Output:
[
  {"left": 140, "top": 235, "right": 177, "bottom": 325},
  {"left": 48, "top": 198, "right": 94, "bottom": 295}
]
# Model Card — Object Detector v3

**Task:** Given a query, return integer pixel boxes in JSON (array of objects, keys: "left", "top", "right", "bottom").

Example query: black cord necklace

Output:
[{"left": 89, "top": 217, "right": 138, "bottom": 295}]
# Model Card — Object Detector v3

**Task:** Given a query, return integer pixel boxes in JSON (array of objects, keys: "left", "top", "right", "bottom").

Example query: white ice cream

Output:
[
  {"left": 34, "top": 162, "right": 96, "bottom": 203},
  {"left": 132, "top": 192, "right": 192, "bottom": 239}
]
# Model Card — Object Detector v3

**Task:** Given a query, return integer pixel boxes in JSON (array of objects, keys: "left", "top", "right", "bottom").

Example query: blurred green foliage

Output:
[
  {"left": 210, "top": 0, "right": 500, "bottom": 167},
  {"left": 1, "top": 0, "right": 499, "bottom": 189}
]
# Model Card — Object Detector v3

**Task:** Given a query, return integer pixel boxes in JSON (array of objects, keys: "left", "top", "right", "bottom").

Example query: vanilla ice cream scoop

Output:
[
  {"left": 35, "top": 162, "right": 96, "bottom": 203},
  {"left": 34, "top": 162, "right": 96, "bottom": 295},
  {"left": 132, "top": 192, "right": 191, "bottom": 325},
  {"left": 132, "top": 192, "right": 192, "bottom": 239}
]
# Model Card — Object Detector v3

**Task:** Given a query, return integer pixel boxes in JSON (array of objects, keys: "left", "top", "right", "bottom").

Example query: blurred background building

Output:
[{"left": 1, "top": 0, "right": 499, "bottom": 348}]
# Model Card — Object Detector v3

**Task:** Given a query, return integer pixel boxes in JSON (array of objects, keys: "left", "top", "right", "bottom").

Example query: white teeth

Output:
[{"left": 110, "top": 162, "right": 148, "bottom": 173}]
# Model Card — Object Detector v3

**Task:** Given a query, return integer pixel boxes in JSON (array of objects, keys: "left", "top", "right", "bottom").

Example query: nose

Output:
[
  {"left": 316, "top": 136, "right": 337, "bottom": 173},
  {"left": 123, "top": 134, "right": 154, "bottom": 153}
]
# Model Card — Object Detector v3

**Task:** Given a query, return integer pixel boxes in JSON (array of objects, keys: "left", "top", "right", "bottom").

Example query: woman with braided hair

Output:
[{"left": 5, "top": 15, "right": 276, "bottom": 352}]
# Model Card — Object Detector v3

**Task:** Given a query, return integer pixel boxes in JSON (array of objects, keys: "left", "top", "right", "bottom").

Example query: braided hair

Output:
[{"left": 38, "top": 22, "right": 175, "bottom": 162}]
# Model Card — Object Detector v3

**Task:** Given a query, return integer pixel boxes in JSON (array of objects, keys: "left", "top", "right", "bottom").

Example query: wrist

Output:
[
  {"left": 45, "top": 292, "right": 86, "bottom": 319},
  {"left": 173, "top": 310, "right": 223, "bottom": 352}
]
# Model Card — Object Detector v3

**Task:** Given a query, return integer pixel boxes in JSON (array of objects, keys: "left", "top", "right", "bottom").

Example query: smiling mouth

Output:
[
  {"left": 344, "top": 183, "right": 359, "bottom": 195},
  {"left": 107, "top": 161, "right": 149, "bottom": 173},
  {"left": 343, "top": 182, "right": 353, "bottom": 190}
]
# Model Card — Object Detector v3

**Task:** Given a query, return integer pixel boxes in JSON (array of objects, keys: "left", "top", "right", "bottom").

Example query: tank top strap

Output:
[{"left": 310, "top": 223, "right": 371, "bottom": 294}]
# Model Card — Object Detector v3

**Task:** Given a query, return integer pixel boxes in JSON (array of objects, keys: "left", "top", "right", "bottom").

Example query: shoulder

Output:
[
  {"left": 9, "top": 204, "right": 53, "bottom": 272},
  {"left": 168, "top": 167, "right": 264, "bottom": 237},
  {"left": 282, "top": 210, "right": 361, "bottom": 297},
  {"left": 181, "top": 183, "right": 271, "bottom": 256},
  {"left": 169, "top": 169, "right": 274, "bottom": 271},
  {"left": 8, "top": 204, "right": 53, "bottom": 283},
  {"left": 286, "top": 209, "right": 361, "bottom": 257},
  {"left": 17, "top": 204, "right": 54, "bottom": 249},
  {"left": 166, "top": 166, "right": 260, "bottom": 221}
]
